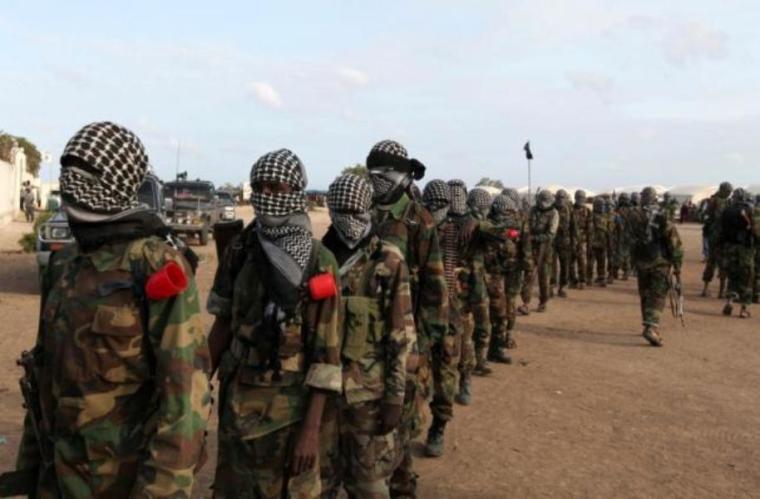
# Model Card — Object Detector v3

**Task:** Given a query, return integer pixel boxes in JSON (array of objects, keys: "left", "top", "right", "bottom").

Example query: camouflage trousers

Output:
[
  {"left": 520, "top": 267, "right": 532, "bottom": 305},
  {"left": 754, "top": 247, "right": 760, "bottom": 301},
  {"left": 570, "top": 241, "right": 587, "bottom": 285},
  {"left": 588, "top": 245, "right": 607, "bottom": 284},
  {"left": 458, "top": 296, "right": 486, "bottom": 377},
  {"left": 722, "top": 244, "right": 755, "bottom": 305},
  {"left": 613, "top": 240, "right": 631, "bottom": 277},
  {"left": 552, "top": 241, "right": 572, "bottom": 288},
  {"left": 505, "top": 267, "right": 523, "bottom": 335},
  {"left": 215, "top": 423, "right": 321, "bottom": 499},
  {"left": 431, "top": 293, "right": 462, "bottom": 423},
  {"left": 486, "top": 272, "right": 507, "bottom": 352},
  {"left": 389, "top": 352, "right": 431, "bottom": 498},
  {"left": 637, "top": 265, "right": 670, "bottom": 327},
  {"left": 526, "top": 243, "right": 553, "bottom": 304},
  {"left": 338, "top": 400, "right": 403, "bottom": 499},
  {"left": 702, "top": 237, "right": 726, "bottom": 283}
]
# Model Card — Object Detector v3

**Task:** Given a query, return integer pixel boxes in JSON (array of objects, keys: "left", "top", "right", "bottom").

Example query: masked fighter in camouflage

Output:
[
  {"left": 526, "top": 190, "right": 559, "bottom": 312},
  {"left": 13, "top": 122, "right": 211, "bottom": 498},
  {"left": 367, "top": 140, "right": 448, "bottom": 497},
  {"left": 208, "top": 149, "right": 342, "bottom": 498},
  {"left": 448, "top": 181, "right": 492, "bottom": 384},
  {"left": 322, "top": 173, "right": 415, "bottom": 498},
  {"left": 421, "top": 180, "right": 463, "bottom": 456},
  {"left": 719, "top": 188, "right": 756, "bottom": 318},
  {"left": 628, "top": 187, "right": 683, "bottom": 347},
  {"left": 701, "top": 182, "right": 733, "bottom": 298},
  {"left": 570, "top": 189, "right": 592, "bottom": 289},
  {"left": 551, "top": 189, "right": 577, "bottom": 298}
]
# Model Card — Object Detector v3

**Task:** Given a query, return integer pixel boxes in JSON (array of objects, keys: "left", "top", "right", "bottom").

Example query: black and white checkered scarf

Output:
[
  {"left": 490, "top": 193, "right": 521, "bottom": 225},
  {"left": 447, "top": 179, "right": 468, "bottom": 216},
  {"left": 423, "top": 179, "right": 451, "bottom": 225},
  {"left": 328, "top": 173, "right": 374, "bottom": 248},
  {"left": 468, "top": 188, "right": 492, "bottom": 219},
  {"left": 250, "top": 149, "right": 313, "bottom": 283},
  {"left": 368, "top": 139, "right": 411, "bottom": 204},
  {"left": 59, "top": 122, "right": 149, "bottom": 214}
]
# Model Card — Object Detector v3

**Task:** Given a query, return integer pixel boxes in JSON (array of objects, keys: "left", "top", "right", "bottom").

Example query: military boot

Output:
[
  {"left": 700, "top": 282, "right": 710, "bottom": 298},
  {"left": 505, "top": 321, "right": 517, "bottom": 349},
  {"left": 488, "top": 344, "right": 513, "bottom": 364},
  {"left": 740, "top": 305, "right": 751, "bottom": 319},
  {"left": 473, "top": 348, "right": 492, "bottom": 376},
  {"left": 424, "top": 418, "right": 446, "bottom": 458},
  {"left": 642, "top": 325, "right": 663, "bottom": 347},
  {"left": 537, "top": 301, "right": 547, "bottom": 312},
  {"left": 517, "top": 303, "right": 530, "bottom": 316},
  {"left": 455, "top": 374, "right": 472, "bottom": 405},
  {"left": 723, "top": 293, "right": 735, "bottom": 316},
  {"left": 557, "top": 286, "right": 567, "bottom": 298}
]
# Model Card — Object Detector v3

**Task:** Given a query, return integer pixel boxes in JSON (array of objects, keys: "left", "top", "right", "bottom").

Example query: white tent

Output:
[
  {"left": 666, "top": 184, "right": 717, "bottom": 205},
  {"left": 609, "top": 184, "right": 669, "bottom": 196},
  {"left": 744, "top": 184, "right": 760, "bottom": 196}
]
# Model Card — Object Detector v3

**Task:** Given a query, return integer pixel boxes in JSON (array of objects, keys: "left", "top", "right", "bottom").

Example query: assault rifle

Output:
[
  {"left": 0, "top": 350, "right": 53, "bottom": 497},
  {"left": 669, "top": 272, "right": 686, "bottom": 327}
]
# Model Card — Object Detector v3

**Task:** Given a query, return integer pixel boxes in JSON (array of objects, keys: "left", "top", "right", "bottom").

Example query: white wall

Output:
[{"left": 0, "top": 147, "right": 28, "bottom": 224}]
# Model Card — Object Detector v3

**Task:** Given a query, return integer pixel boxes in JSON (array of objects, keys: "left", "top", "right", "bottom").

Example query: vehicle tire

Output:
[{"left": 199, "top": 227, "right": 209, "bottom": 246}]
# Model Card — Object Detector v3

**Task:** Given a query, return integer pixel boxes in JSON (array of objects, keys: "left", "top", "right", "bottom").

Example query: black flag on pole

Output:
[{"left": 524, "top": 141, "right": 533, "bottom": 160}]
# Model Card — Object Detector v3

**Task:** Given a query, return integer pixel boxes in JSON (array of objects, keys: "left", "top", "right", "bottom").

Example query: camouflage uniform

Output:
[
  {"left": 588, "top": 198, "right": 612, "bottom": 287},
  {"left": 15, "top": 121, "right": 211, "bottom": 499},
  {"left": 719, "top": 189, "right": 755, "bottom": 316},
  {"left": 375, "top": 194, "right": 448, "bottom": 497},
  {"left": 17, "top": 237, "right": 212, "bottom": 499},
  {"left": 526, "top": 191, "right": 559, "bottom": 311},
  {"left": 701, "top": 183, "right": 733, "bottom": 297},
  {"left": 603, "top": 195, "right": 617, "bottom": 283},
  {"left": 323, "top": 229, "right": 415, "bottom": 499},
  {"left": 754, "top": 197, "right": 760, "bottom": 304},
  {"left": 661, "top": 193, "right": 679, "bottom": 222},
  {"left": 208, "top": 225, "right": 342, "bottom": 499},
  {"left": 481, "top": 194, "right": 531, "bottom": 362},
  {"left": 551, "top": 190, "right": 577, "bottom": 297},
  {"left": 613, "top": 194, "right": 633, "bottom": 280},
  {"left": 570, "top": 190, "right": 592, "bottom": 289},
  {"left": 628, "top": 187, "right": 683, "bottom": 346}
]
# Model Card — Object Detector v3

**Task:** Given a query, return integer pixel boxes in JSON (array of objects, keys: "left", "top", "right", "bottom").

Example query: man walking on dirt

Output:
[
  {"left": 701, "top": 182, "right": 733, "bottom": 298},
  {"left": 628, "top": 186, "right": 683, "bottom": 347},
  {"left": 23, "top": 188, "right": 35, "bottom": 222}
]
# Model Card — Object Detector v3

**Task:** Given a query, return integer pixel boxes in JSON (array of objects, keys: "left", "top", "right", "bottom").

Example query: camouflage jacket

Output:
[
  {"left": 554, "top": 202, "right": 578, "bottom": 249},
  {"left": 628, "top": 206, "right": 683, "bottom": 271},
  {"left": 704, "top": 194, "right": 731, "bottom": 240},
  {"left": 480, "top": 214, "right": 532, "bottom": 274},
  {"left": 374, "top": 193, "right": 449, "bottom": 353},
  {"left": 573, "top": 204, "right": 592, "bottom": 245},
  {"left": 449, "top": 214, "right": 489, "bottom": 306},
  {"left": 325, "top": 233, "right": 415, "bottom": 407},
  {"left": 18, "top": 237, "right": 211, "bottom": 499},
  {"left": 529, "top": 206, "right": 559, "bottom": 245},
  {"left": 614, "top": 206, "right": 633, "bottom": 245},
  {"left": 590, "top": 211, "right": 612, "bottom": 249},
  {"left": 208, "top": 225, "right": 342, "bottom": 439}
]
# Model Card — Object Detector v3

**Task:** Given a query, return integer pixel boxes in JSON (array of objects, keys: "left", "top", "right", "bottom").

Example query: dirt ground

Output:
[{"left": 1, "top": 207, "right": 758, "bottom": 498}]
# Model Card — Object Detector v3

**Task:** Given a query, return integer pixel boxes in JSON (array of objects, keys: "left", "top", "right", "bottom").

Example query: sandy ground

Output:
[{"left": 0, "top": 206, "right": 758, "bottom": 498}]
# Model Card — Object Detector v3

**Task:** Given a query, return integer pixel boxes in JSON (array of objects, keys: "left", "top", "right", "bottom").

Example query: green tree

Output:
[
  {"left": 0, "top": 132, "right": 42, "bottom": 176},
  {"left": 340, "top": 164, "right": 368, "bottom": 178}
]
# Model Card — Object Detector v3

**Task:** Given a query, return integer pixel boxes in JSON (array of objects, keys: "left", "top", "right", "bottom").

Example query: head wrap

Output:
[
  {"left": 422, "top": 179, "right": 451, "bottom": 225},
  {"left": 367, "top": 140, "right": 426, "bottom": 205},
  {"left": 718, "top": 181, "right": 733, "bottom": 198},
  {"left": 555, "top": 189, "right": 569, "bottom": 207},
  {"left": 59, "top": 121, "right": 149, "bottom": 215},
  {"left": 630, "top": 191, "right": 640, "bottom": 206},
  {"left": 618, "top": 192, "right": 630, "bottom": 207},
  {"left": 593, "top": 197, "right": 605, "bottom": 213},
  {"left": 328, "top": 174, "right": 374, "bottom": 248},
  {"left": 731, "top": 187, "right": 749, "bottom": 204},
  {"left": 574, "top": 189, "right": 586, "bottom": 205},
  {"left": 250, "top": 148, "right": 307, "bottom": 217},
  {"left": 447, "top": 179, "right": 468, "bottom": 216},
  {"left": 537, "top": 189, "right": 554, "bottom": 210},
  {"left": 468, "top": 188, "right": 492, "bottom": 219},
  {"left": 250, "top": 149, "right": 312, "bottom": 279},
  {"left": 640, "top": 186, "right": 658, "bottom": 207}
]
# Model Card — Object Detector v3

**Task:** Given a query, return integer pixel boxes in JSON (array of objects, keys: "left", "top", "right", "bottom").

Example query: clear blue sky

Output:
[{"left": 1, "top": 1, "right": 758, "bottom": 190}]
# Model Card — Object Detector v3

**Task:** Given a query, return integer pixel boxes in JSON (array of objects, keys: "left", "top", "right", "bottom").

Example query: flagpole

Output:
[{"left": 528, "top": 158, "right": 532, "bottom": 205}]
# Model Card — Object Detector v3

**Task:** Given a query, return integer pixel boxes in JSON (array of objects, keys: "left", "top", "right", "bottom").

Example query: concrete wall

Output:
[{"left": 0, "top": 147, "right": 28, "bottom": 224}]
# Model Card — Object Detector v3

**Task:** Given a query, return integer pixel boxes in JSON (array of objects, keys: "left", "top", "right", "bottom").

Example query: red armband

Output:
[
  {"left": 507, "top": 229, "right": 520, "bottom": 240},
  {"left": 309, "top": 273, "right": 337, "bottom": 301},
  {"left": 146, "top": 261, "right": 188, "bottom": 300}
]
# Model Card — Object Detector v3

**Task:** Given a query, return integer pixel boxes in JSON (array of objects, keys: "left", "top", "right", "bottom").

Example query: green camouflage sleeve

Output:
[
  {"left": 380, "top": 245, "right": 415, "bottom": 406},
  {"left": 663, "top": 216, "right": 684, "bottom": 272},
  {"left": 304, "top": 247, "right": 343, "bottom": 394},
  {"left": 206, "top": 233, "right": 242, "bottom": 319},
  {"left": 415, "top": 217, "right": 449, "bottom": 349},
  {"left": 132, "top": 243, "right": 212, "bottom": 498}
]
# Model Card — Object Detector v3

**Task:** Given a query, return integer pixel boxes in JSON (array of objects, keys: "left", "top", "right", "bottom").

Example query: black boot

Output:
[{"left": 424, "top": 418, "right": 446, "bottom": 457}]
